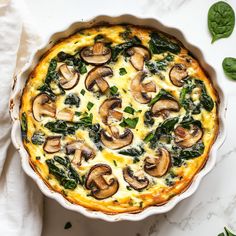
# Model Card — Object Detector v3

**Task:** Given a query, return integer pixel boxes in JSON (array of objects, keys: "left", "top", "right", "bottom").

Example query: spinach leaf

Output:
[
  {"left": 222, "top": 57, "right": 236, "bottom": 80},
  {"left": 179, "top": 142, "right": 205, "bottom": 159},
  {"left": 46, "top": 157, "right": 80, "bottom": 190},
  {"left": 119, "top": 26, "right": 132, "bottom": 40},
  {"left": 21, "top": 112, "right": 28, "bottom": 140},
  {"left": 149, "top": 88, "right": 174, "bottom": 106},
  {"left": 88, "top": 123, "right": 103, "bottom": 151},
  {"left": 224, "top": 227, "right": 236, "bottom": 236},
  {"left": 208, "top": 1, "right": 235, "bottom": 43},
  {"left": 120, "top": 117, "right": 139, "bottom": 129},
  {"left": 45, "top": 59, "right": 59, "bottom": 84},
  {"left": 38, "top": 84, "right": 56, "bottom": 100},
  {"left": 119, "top": 146, "right": 145, "bottom": 157},
  {"left": 149, "top": 32, "right": 180, "bottom": 54},
  {"left": 111, "top": 36, "right": 141, "bottom": 61},
  {"left": 180, "top": 115, "right": 202, "bottom": 129},
  {"left": 64, "top": 93, "right": 80, "bottom": 107},
  {"left": 31, "top": 131, "right": 45, "bottom": 145},
  {"left": 94, "top": 34, "right": 104, "bottom": 42},
  {"left": 45, "top": 120, "right": 77, "bottom": 135},
  {"left": 144, "top": 132, "right": 155, "bottom": 143},
  {"left": 146, "top": 54, "right": 174, "bottom": 73},
  {"left": 144, "top": 111, "right": 154, "bottom": 126}
]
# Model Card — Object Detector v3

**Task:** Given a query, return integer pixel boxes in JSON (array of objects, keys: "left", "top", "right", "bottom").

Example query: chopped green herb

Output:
[
  {"left": 36, "top": 156, "right": 41, "bottom": 160},
  {"left": 120, "top": 117, "right": 139, "bottom": 129},
  {"left": 75, "top": 111, "right": 81, "bottom": 116},
  {"left": 119, "top": 67, "right": 127, "bottom": 75},
  {"left": 144, "top": 132, "right": 154, "bottom": 143},
  {"left": 110, "top": 86, "right": 119, "bottom": 96},
  {"left": 126, "top": 186, "right": 132, "bottom": 191},
  {"left": 21, "top": 112, "right": 28, "bottom": 140},
  {"left": 113, "top": 160, "right": 117, "bottom": 167},
  {"left": 80, "top": 89, "right": 86, "bottom": 96},
  {"left": 87, "top": 102, "right": 94, "bottom": 111},
  {"left": 124, "top": 106, "right": 135, "bottom": 115},
  {"left": 64, "top": 222, "right": 72, "bottom": 230}
]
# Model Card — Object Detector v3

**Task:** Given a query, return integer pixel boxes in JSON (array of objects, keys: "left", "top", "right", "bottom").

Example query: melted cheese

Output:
[{"left": 20, "top": 25, "right": 219, "bottom": 214}]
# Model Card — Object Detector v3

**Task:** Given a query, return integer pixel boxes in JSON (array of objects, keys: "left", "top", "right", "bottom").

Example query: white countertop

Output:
[{"left": 24, "top": 0, "right": 236, "bottom": 235}]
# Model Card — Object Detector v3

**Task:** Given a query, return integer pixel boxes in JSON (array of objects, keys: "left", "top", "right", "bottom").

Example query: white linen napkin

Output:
[{"left": 0, "top": 0, "right": 43, "bottom": 235}]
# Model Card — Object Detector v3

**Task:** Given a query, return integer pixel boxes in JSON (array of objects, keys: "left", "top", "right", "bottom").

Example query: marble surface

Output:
[{"left": 24, "top": 0, "right": 236, "bottom": 235}]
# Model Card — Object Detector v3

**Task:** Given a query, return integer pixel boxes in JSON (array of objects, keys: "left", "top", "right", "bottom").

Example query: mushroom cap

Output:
[
  {"left": 169, "top": 64, "right": 188, "bottom": 87},
  {"left": 100, "top": 128, "right": 133, "bottom": 150},
  {"left": 32, "top": 93, "right": 56, "bottom": 122},
  {"left": 58, "top": 64, "right": 79, "bottom": 90},
  {"left": 123, "top": 167, "right": 149, "bottom": 191},
  {"left": 151, "top": 99, "right": 180, "bottom": 117},
  {"left": 174, "top": 125, "right": 203, "bottom": 148},
  {"left": 85, "top": 164, "right": 119, "bottom": 199},
  {"left": 43, "top": 136, "right": 61, "bottom": 153},
  {"left": 127, "top": 46, "right": 151, "bottom": 71},
  {"left": 144, "top": 148, "right": 171, "bottom": 177},
  {"left": 80, "top": 42, "right": 111, "bottom": 65},
  {"left": 85, "top": 66, "right": 113, "bottom": 93},
  {"left": 99, "top": 97, "right": 122, "bottom": 124},
  {"left": 65, "top": 141, "right": 95, "bottom": 165},
  {"left": 130, "top": 72, "right": 156, "bottom": 104}
]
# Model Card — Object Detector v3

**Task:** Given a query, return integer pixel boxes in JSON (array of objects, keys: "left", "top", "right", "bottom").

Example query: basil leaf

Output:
[
  {"left": 149, "top": 32, "right": 180, "bottom": 54},
  {"left": 208, "top": 1, "right": 235, "bottom": 43},
  {"left": 222, "top": 57, "right": 236, "bottom": 80}
]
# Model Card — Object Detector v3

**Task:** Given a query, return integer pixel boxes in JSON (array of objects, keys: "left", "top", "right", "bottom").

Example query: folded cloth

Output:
[{"left": 0, "top": 0, "right": 43, "bottom": 235}]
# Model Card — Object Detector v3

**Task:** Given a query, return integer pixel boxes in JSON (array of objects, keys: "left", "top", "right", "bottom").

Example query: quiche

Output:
[{"left": 20, "top": 25, "right": 219, "bottom": 214}]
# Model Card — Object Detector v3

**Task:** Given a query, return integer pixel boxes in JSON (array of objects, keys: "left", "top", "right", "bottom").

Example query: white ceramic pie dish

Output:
[{"left": 9, "top": 15, "right": 227, "bottom": 222}]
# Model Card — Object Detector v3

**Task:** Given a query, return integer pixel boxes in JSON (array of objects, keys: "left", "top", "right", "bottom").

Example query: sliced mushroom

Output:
[
  {"left": 144, "top": 148, "right": 171, "bottom": 177},
  {"left": 151, "top": 99, "right": 180, "bottom": 117},
  {"left": 130, "top": 72, "right": 156, "bottom": 104},
  {"left": 80, "top": 42, "right": 111, "bottom": 65},
  {"left": 32, "top": 93, "right": 56, "bottom": 121},
  {"left": 85, "top": 66, "right": 113, "bottom": 93},
  {"left": 43, "top": 136, "right": 61, "bottom": 153},
  {"left": 56, "top": 108, "right": 74, "bottom": 121},
  {"left": 59, "top": 64, "right": 79, "bottom": 90},
  {"left": 169, "top": 64, "right": 188, "bottom": 87},
  {"left": 174, "top": 125, "right": 203, "bottom": 148},
  {"left": 123, "top": 167, "right": 149, "bottom": 191},
  {"left": 127, "top": 46, "right": 151, "bottom": 71},
  {"left": 66, "top": 141, "right": 95, "bottom": 166},
  {"left": 99, "top": 98, "right": 122, "bottom": 124},
  {"left": 100, "top": 128, "right": 133, "bottom": 150},
  {"left": 85, "top": 164, "right": 119, "bottom": 199}
]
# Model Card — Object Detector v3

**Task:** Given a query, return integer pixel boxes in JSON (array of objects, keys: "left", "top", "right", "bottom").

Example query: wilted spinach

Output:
[
  {"left": 148, "top": 32, "right": 180, "bottom": 55},
  {"left": 144, "top": 111, "right": 154, "bottom": 126},
  {"left": 21, "top": 112, "right": 28, "bottom": 140},
  {"left": 45, "top": 59, "right": 59, "bottom": 84},
  {"left": 149, "top": 88, "right": 174, "bottom": 106},
  {"left": 118, "top": 146, "right": 145, "bottom": 157},
  {"left": 146, "top": 54, "right": 174, "bottom": 74},
  {"left": 111, "top": 36, "right": 142, "bottom": 61},
  {"left": 88, "top": 123, "right": 103, "bottom": 151},
  {"left": 64, "top": 93, "right": 80, "bottom": 107},
  {"left": 222, "top": 57, "right": 236, "bottom": 80},
  {"left": 31, "top": 131, "right": 45, "bottom": 145},
  {"left": 208, "top": 1, "right": 235, "bottom": 43},
  {"left": 46, "top": 156, "right": 81, "bottom": 190},
  {"left": 180, "top": 78, "right": 214, "bottom": 113}
]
